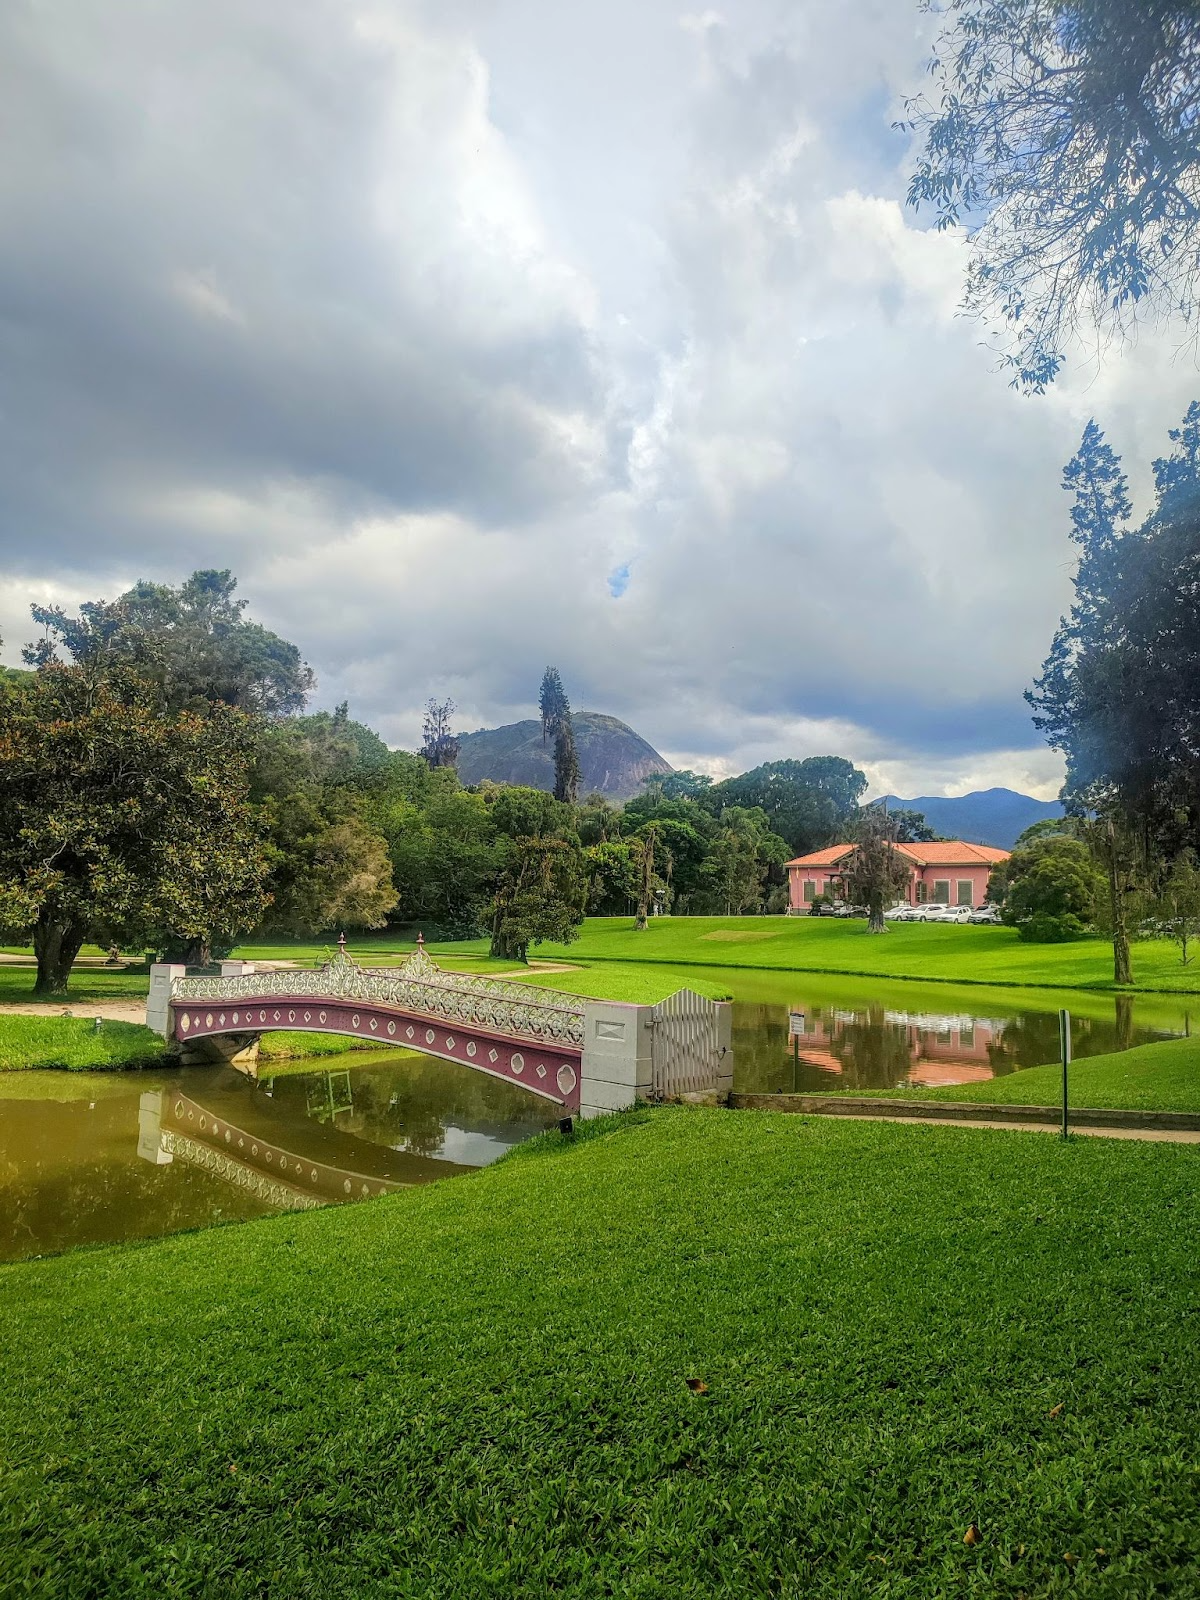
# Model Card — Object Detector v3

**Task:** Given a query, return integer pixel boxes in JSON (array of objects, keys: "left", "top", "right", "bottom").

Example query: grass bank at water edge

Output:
[
  {"left": 3, "top": 1109, "right": 1198, "bottom": 1596},
  {"left": 851, "top": 1033, "right": 1200, "bottom": 1114}
]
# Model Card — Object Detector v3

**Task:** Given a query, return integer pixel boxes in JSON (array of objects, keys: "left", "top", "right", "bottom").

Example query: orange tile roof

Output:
[
  {"left": 897, "top": 841, "right": 1010, "bottom": 866},
  {"left": 785, "top": 844, "right": 856, "bottom": 868},
  {"left": 787, "top": 839, "right": 1009, "bottom": 869}
]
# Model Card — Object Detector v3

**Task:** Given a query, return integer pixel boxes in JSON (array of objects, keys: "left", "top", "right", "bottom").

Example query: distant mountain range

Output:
[
  {"left": 456, "top": 712, "right": 673, "bottom": 801},
  {"left": 884, "top": 788, "right": 1064, "bottom": 850}
]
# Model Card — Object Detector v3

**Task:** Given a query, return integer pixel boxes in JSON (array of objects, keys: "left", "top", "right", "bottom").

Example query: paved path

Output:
[{"left": 860, "top": 1111, "right": 1200, "bottom": 1145}]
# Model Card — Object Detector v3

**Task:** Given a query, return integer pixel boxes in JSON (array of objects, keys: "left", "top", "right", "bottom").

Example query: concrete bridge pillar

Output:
[
  {"left": 578, "top": 1002, "right": 654, "bottom": 1119},
  {"left": 146, "top": 963, "right": 185, "bottom": 1038}
]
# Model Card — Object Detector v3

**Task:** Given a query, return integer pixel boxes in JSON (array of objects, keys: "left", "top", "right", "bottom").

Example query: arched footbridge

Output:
[{"left": 148, "top": 939, "right": 732, "bottom": 1119}]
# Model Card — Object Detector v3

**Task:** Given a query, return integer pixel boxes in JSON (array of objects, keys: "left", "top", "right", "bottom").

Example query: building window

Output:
[
  {"left": 803, "top": 880, "right": 816, "bottom": 903},
  {"left": 933, "top": 880, "right": 950, "bottom": 904},
  {"left": 916, "top": 881, "right": 928, "bottom": 904},
  {"left": 957, "top": 880, "right": 973, "bottom": 906},
  {"left": 961, "top": 1024, "right": 975, "bottom": 1048}
]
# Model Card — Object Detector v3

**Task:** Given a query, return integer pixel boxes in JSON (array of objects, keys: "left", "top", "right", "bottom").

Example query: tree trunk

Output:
[
  {"left": 635, "top": 898, "right": 648, "bottom": 932},
  {"left": 866, "top": 892, "right": 887, "bottom": 934},
  {"left": 182, "top": 936, "right": 212, "bottom": 967},
  {"left": 1107, "top": 835, "right": 1132, "bottom": 985},
  {"left": 33, "top": 915, "right": 88, "bottom": 997},
  {"left": 489, "top": 906, "right": 527, "bottom": 963}
]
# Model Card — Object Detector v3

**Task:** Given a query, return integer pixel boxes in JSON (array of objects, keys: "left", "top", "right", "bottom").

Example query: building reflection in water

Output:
[{"left": 736, "top": 993, "right": 1181, "bottom": 1096}]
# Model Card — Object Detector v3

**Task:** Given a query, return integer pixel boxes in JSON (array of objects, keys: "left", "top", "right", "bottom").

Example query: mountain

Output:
[
  {"left": 456, "top": 712, "right": 672, "bottom": 801},
  {"left": 884, "top": 788, "right": 1064, "bottom": 851}
]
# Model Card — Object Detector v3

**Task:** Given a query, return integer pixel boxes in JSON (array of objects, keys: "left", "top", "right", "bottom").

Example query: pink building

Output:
[{"left": 786, "top": 840, "right": 1009, "bottom": 912}]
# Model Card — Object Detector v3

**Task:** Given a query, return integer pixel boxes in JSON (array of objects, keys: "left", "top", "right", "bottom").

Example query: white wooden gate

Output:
[{"left": 651, "top": 988, "right": 727, "bottom": 1100}]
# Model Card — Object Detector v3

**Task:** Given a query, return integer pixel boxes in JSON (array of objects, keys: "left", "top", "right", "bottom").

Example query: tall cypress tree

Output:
[{"left": 538, "top": 665, "right": 581, "bottom": 805}]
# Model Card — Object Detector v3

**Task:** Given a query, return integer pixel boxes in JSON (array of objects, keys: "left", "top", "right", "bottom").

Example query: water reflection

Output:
[
  {"left": 730, "top": 979, "right": 1187, "bottom": 1095},
  {"left": 0, "top": 1049, "right": 561, "bottom": 1262}
]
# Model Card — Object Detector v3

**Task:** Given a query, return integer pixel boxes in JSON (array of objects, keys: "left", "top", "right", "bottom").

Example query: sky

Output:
[{"left": 1, "top": 0, "right": 1197, "bottom": 800}]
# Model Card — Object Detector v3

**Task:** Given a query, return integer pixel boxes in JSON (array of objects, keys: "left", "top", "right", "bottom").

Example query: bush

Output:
[{"left": 1016, "top": 911, "right": 1089, "bottom": 943}]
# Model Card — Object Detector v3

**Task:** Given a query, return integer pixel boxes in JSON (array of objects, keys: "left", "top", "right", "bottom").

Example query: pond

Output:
[
  {"left": 1, "top": 969, "right": 1193, "bottom": 1261},
  {"left": 0, "top": 1050, "right": 561, "bottom": 1263}
]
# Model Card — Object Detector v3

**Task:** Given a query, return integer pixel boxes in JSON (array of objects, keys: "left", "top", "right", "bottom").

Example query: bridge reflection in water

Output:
[{"left": 137, "top": 1068, "right": 475, "bottom": 1212}]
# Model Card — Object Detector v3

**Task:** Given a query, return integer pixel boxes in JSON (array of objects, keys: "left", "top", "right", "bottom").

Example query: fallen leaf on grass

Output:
[
  {"left": 1048, "top": 1403, "right": 1064, "bottom": 1418},
  {"left": 964, "top": 1523, "right": 981, "bottom": 1546},
  {"left": 685, "top": 1378, "right": 709, "bottom": 1394}
]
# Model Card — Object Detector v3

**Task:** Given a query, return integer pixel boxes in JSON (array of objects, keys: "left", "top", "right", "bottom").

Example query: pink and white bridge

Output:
[{"left": 148, "top": 938, "right": 732, "bottom": 1119}]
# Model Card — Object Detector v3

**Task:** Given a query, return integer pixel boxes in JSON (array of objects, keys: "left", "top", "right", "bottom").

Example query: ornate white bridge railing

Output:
[{"left": 168, "top": 941, "right": 586, "bottom": 1049}]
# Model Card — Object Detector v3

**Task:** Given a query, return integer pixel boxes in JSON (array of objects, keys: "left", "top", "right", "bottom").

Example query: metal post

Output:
[{"left": 1058, "top": 1008, "right": 1071, "bottom": 1139}]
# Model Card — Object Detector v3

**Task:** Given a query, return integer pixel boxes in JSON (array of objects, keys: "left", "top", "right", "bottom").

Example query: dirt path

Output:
[{"left": 0, "top": 1000, "right": 149, "bottom": 1024}]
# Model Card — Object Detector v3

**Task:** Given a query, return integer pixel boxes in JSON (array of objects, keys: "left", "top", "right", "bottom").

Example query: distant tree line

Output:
[{"left": 0, "top": 590, "right": 902, "bottom": 990}]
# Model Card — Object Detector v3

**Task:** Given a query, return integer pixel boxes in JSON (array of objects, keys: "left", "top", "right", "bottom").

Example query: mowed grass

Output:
[
  {"left": 858, "top": 1035, "right": 1200, "bottom": 1114},
  {"left": 0, "top": 1016, "right": 167, "bottom": 1071},
  {"left": 2, "top": 1110, "right": 1198, "bottom": 1597},
  {"left": 440, "top": 915, "right": 1200, "bottom": 993}
]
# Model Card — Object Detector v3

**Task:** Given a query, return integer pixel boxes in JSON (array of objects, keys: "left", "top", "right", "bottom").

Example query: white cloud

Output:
[{"left": 0, "top": 0, "right": 1195, "bottom": 801}]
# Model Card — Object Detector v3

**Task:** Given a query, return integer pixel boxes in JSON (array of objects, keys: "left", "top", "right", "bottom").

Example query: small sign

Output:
[{"left": 788, "top": 1011, "right": 805, "bottom": 1037}]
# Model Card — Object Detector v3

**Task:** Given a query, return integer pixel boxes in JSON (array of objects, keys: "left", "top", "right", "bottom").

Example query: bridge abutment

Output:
[{"left": 578, "top": 1002, "right": 653, "bottom": 1118}]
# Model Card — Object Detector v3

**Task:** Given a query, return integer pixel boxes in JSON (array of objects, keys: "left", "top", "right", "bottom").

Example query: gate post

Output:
[
  {"left": 579, "top": 1002, "right": 654, "bottom": 1119},
  {"left": 146, "top": 963, "right": 185, "bottom": 1038},
  {"left": 715, "top": 1001, "right": 733, "bottom": 1103}
]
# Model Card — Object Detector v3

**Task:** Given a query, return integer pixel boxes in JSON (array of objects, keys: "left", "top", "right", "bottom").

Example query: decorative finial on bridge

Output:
[
  {"left": 337, "top": 932, "right": 346, "bottom": 954},
  {"left": 417, "top": 930, "right": 425, "bottom": 950}
]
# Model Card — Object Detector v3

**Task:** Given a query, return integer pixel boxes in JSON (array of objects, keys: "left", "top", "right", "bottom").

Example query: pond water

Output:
[
  {"left": 0, "top": 1051, "right": 561, "bottom": 1263},
  {"left": 1, "top": 969, "right": 1193, "bottom": 1261}
]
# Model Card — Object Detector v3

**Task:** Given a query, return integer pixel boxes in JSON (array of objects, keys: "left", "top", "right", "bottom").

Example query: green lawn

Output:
[
  {"left": 438, "top": 915, "right": 1200, "bottom": 993},
  {"left": 2, "top": 1109, "right": 1197, "bottom": 1596},
  {"left": 853, "top": 1034, "right": 1200, "bottom": 1114},
  {"left": 0, "top": 1016, "right": 168, "bottom": 1071},
  {"left": 0, "top": 963, "right": 151, "bottom": 1006}
]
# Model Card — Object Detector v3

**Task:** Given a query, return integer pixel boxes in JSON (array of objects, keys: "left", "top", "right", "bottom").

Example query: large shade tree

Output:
[
  {"left": 906, "top": 1, "right": 1200, "bottom": 389},
  {"left": 24, "top": 569, "right": 314, "bottom": 716},
  {"left": 0, "top": 666, "right": 269, "bottom": 992}
]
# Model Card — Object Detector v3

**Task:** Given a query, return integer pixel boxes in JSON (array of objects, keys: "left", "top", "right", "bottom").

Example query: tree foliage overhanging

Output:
[{"left": 906, "top": 1, "right": 1200, "bottom": 390}]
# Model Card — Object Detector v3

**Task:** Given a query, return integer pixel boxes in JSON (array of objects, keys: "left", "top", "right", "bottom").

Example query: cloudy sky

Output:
[{"left": 1, "top": 0, "right": 1196, "bottom": 799}]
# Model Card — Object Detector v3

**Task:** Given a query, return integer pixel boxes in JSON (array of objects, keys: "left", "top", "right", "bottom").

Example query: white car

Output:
[
  {"left": 883, "top": 903, "right": 911, "bottom": 920},
  {"left": 911, "top": 903, "right": 954, "bottom": 922}
]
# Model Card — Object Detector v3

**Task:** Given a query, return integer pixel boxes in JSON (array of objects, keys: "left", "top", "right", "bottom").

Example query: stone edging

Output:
[{"left": 728, "top": 1093, "right": 1200, "bottom": 1132}]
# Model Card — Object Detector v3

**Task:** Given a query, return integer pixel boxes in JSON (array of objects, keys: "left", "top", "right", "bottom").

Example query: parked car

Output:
[
  {"left": 911, "top": 903, "right": 953, "bottom": 921},
  {"left": 967, "top": 905, "right": 1002, "bottom": 925},
  {"left": 883, "top": 903, "right": 910, "bottom": 920}
]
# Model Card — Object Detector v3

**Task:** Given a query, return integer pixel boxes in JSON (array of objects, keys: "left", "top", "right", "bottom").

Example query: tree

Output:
[
  {"left": 841, "top": 811, "right": 913, "bottom": 933},
  {"left": 420, "top": 698, "right": 460, "bottom": 770},
  {"left": 583, "top": 840, "right": 637, "bottom": 914},
  {"left": 887, "top": 807, "right": 937, "bottom": 844},
  {"left": 988, "top": 834, "right": 1102, "bottom": 943},
  {"left": 702, "top": 757, "right": 867, "bottom": 854},
  {"left": 905, "top": 1, "right": 1200, "bottom": 390},
  {"left": 489, "top": 835, "right": 586, "bottom": 962},
  {"left": 25, "top": 570, "right": 314, "bottom": 716},
  {"left": 632, "top": 825, "right": 665, "bottom": 931},
  {"left": 644, "top": 769, "right": 713, "bottom": 800},
  {"left": 0, "top": 665, "right": 269, "bottom": 992},
  {"left": 538, "top": 666, "right": 581, "bottom": 805},
  {"left": 382, "top": 780, "right": 503, "bottom": 939},
  {"left": 261, "top": 794, "right": 396, "bottom": 937},
  {"left": 1028, "top": 417, "right": 1156, "bottom": 981},
  {"left": 1156, "top": 847, "right": 1200, "bottom": 963}
]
